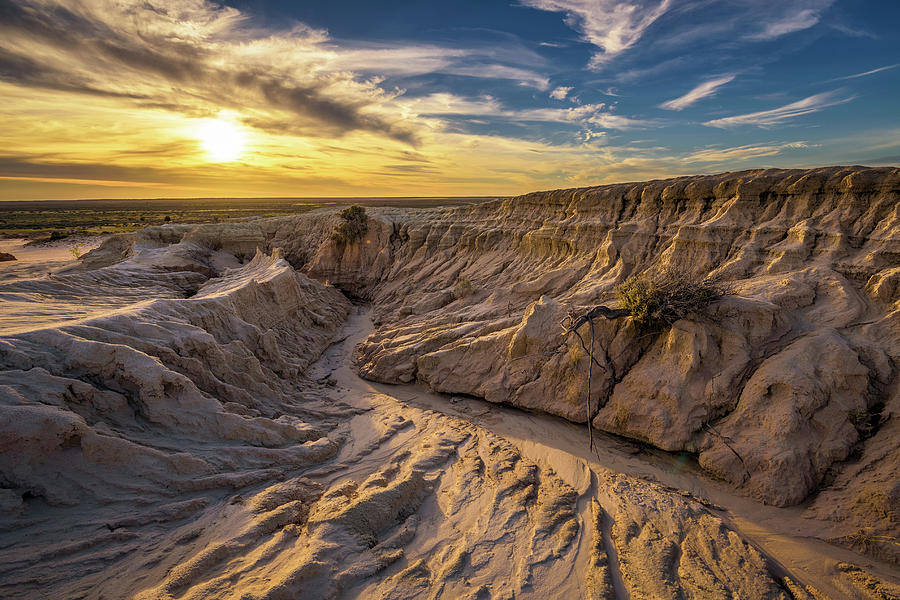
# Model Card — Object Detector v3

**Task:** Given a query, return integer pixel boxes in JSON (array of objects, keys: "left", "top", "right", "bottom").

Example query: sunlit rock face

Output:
[
  {"left": 306, "top": 216, "right": 397, "bottom": 299},
  {"left": 308, "top": 167, "right": 899, "bottom": 515},
  {"left": 2, "top": 166, "right": 899, "bottom": 598},
  {"left": 0, "top": 228, "right": 807, "bottom": 600}
]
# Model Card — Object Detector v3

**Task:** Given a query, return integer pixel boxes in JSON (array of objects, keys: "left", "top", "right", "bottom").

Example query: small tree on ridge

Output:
[{"left": 331, "top": 205, "right": 368, "bottom": 247}]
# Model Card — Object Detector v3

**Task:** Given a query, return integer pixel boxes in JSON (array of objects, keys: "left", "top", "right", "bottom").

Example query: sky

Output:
[{"left": 0, "top": 0, "right": 898, "bottom": 200}]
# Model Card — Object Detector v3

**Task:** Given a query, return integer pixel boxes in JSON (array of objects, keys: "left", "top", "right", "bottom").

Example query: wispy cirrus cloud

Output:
[
  {"left": 587, "top": 112, "right": 659, "bottom": 130},
  {"left": 685, "top": 141, "right": 811, "bottom": 163},
  {"left": 826, "top": 63, "right": 899, "bottom": 82},
  {"left": 447, "top": 64, "right": 550, "bottom": 90},
  {"left": 704, "top": 91, "right": 854, "bottom": 128},
  {"left": 397, "top": 93, "right": 655, "bottom": 130},
  {"left": 521, "top": 0, "right": 672, "bottom": 68},
  {"left": 327, "top": 38, "right": 552, "bottom": 89},
  {"left": 524, "top": 0, "right": 834, "bottom": 73},
  {"left": 828, "top": 23, "right": 878, "bottom": 39},
  {"left": 746, "top": 8, "right": 824, "bottom": 40},
  {"left": 659, "top": 74, "right": 736, "bottom": 111}
]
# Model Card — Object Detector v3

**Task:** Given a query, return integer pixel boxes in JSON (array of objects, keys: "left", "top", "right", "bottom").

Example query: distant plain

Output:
[{"left": 0, "top": 196, "right": 498, "bottom": 240}]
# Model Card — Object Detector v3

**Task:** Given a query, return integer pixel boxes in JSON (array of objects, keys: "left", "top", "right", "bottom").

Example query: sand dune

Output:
[{"left": 1, "top": 167, "right": 898, "bottom": 599}]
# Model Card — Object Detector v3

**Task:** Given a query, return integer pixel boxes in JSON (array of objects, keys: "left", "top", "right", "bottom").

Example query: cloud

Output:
[
  {"left": 704, "top": 91, "right": 854, "bottom": 128},
  {"left": 864, "top": 154, "right": 900, "bottom": 164},
  {"left": 829, "top": 23, "right": 878, "bottom": 39},
  {"left": 324, "top": 45, "right": 469, "bottom": 76},
  {"left": 826, "top": 63, "right": 899, "bottom": 82},
  {"left": 0, "top": 0, "right": 423, "bottom": 143},
  {"left": 659, "top": 75, "right": 735, "bottom": 111},
  {"left": 747, "top": 9, "right": 821, "bottom": 40},
  {"left": 0, "top": 152, "right": 186, "bottom": 188},
  {"left": 519, "top": 104, "right": 608, "bottom": 123},
  {"left": 0, "top": 0, "right": 558, "bottom": 148},
  {"left": 521, "top": 0, "right": 672, "bottom": 67},
  {"left": 550, "top": 86, "right": 573, "bottom": 100},
  {"left": 532, "top": 1, "right": 837, "bottom": 78},
  {"left": 397, "top": 93, "right": 656, "bottom": 130},
  {"left": 396, "top": 93, "right": 506, "bottom": 118},
  {"left": 685, "top": 142, "right": 810, "bottom": 163},
  {"left": 0, "top": 175, "right": 171, "bottom": 188},
  {"left": 326, "top": 39, "right": 551, "bottom": 89},
  {"left": 446, "top": 65, "right": 550, "bottom": 90},
  {"left": 609, "top": 56, "right": 685, "bottom": 83},
  {"left": 745, "top": 2, "right": 834, "bottom": 41},
  {"left": 587, "top": 112, "right": 659, "bottom": 130},
  {"left": 0, "top": 0, "right": 879, "bottom": 199}
]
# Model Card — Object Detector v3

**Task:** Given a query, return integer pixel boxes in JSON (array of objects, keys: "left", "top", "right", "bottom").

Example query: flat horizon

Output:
[
  {"left": 3, "top": 162, "right": 897, "bottom": 205},
  {"left": 0, "top": 195, "right": 503, "bottom": 204}
]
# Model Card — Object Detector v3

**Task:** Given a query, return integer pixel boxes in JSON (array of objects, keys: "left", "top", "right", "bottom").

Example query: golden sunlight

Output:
[{"left": 195, "top": 119, "right": 245, "bottom": 162}]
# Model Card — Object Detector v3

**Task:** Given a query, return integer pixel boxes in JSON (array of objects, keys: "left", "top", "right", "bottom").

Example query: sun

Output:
[{"left": 196, "top": 119, "right": 245, "bottom": 162}]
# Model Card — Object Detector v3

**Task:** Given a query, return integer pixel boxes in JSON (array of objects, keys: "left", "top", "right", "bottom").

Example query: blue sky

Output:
[
  {"left": 0, "top": 0, "right": 898, "bottom": 198},
  {"left": 245, "top": 0, "right": 900, "bottom": 162}
]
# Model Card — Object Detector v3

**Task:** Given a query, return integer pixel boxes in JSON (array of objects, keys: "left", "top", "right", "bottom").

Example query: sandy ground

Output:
[
  {"left": 0, "top": 235, "right": 161, "bottom": 336},
  {"left": 2, "top": 176, "right": 898, "bottom": 599},
  {"left": 309, "top": 306, "right": 899, "bottom": 599},
  {"left": 0, "top": 236, "right": 105, "bottom": 280}
]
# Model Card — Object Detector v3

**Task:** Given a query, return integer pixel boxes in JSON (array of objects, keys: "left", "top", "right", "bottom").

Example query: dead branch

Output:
[{"left": 561, "top": 305, "right": 630, "bottom": 452}]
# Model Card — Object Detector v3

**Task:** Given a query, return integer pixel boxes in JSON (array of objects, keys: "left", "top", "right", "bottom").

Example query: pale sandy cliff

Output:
[
  {"left": 0, "top": 166, "right": 898, "bottom": 599},
  {"left": 311, "top": 167, "right": 898, "bottom": 532}
]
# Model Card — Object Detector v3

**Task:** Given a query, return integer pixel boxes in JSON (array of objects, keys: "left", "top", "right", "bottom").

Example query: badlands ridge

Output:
[{"left": 0, "top": 166, "right": 898, "bottom": 599}]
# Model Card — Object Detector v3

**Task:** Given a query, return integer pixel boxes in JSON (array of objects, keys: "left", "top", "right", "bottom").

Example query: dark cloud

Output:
[
  {"left": 0, "top": 48, "right": 154, "bottom": 100},
  {"left": 382, "top": 164, "right": 441, "bottom": 173},
  {"left": 863, "top": 155, "right": 900, "bottom": 165},
  {"left": 0, "top": 153, "right": 352, "bottom": 190},
  {"left": 0, "top": 154, "right": 172, "bottom": 181},
  {"left": 255, "top": 77, "right": 417, "bottom": 145}
]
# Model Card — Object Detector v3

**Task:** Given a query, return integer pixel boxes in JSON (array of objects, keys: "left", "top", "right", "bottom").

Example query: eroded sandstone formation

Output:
[
  {"left": 2, "top": 166, "right": 898, "bottom": 598},
  {"left": 299, "top": 166, "right": 899, "bottom": 558}
]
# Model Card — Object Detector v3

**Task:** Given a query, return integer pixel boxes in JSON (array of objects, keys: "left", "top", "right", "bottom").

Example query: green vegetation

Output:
[
  {"left": 452, "top": 277, "right": 475, "bottom": 299},
  {"left": 330, "top": 205, "right": 368, "bottom": 247},
  {"left": 846, "top": 406, "right": 881, "bottom": 439},
  {"left": 615, "top": 268, "right": 724, "bottom": 330}
]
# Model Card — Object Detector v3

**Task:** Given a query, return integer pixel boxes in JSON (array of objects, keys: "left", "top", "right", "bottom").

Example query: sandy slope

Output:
[
  {"left": 319, "top": 308, "right": 900, "bottom": 600},
  {"left": 0, "top": 237, "right": 106, "bottom": 283},
  {"left": 1, "top": 167, "right": 899, "bottom": 599}
]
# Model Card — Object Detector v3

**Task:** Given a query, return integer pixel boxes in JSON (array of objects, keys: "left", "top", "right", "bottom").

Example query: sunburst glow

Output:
[{"left": 196, "top": 120, "right": 244, "bottom": 162}]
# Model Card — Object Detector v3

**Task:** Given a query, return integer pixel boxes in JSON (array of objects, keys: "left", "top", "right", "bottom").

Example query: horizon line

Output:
[{"left": 0, "top": 195, "right": 510, "bottom": 204}]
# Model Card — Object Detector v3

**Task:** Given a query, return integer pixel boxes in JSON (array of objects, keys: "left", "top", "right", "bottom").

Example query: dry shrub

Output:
[
  {"left": 331, "top": 205, "right": 368, "bottom": 247},
  {"left": 615, "top": 268, "right": 725, "bottom": 330},
  {"left": 452, "top": 277, "right": 475, "bottom": 299}
]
